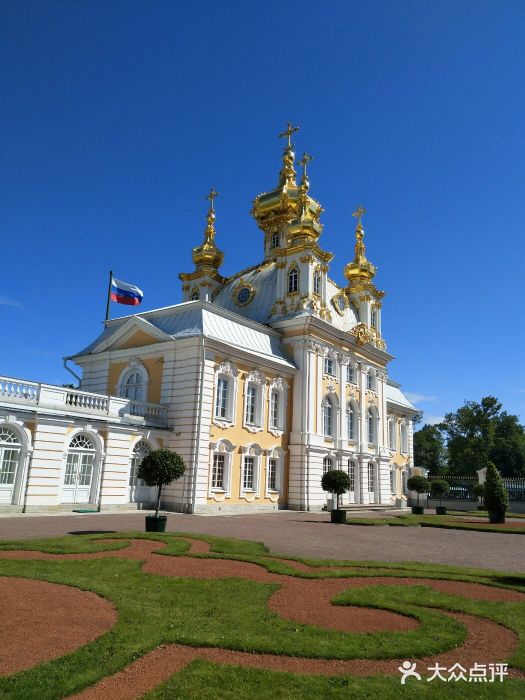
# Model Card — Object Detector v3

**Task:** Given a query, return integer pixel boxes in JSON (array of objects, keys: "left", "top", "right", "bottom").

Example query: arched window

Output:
[
  {"left": 271, "top": 231, "right": 280, "bottom": 248},
  {"left": 348, "top": 459, "right": 355, "bottom": 493},
  {"left": 322, "top": 397, "right": 334, "bottom": 437},
  {"left": 64, "top": 433, "right": 97, "bottom": 504},
  {"left": 346, "top": 403, "right": 356, "bottom": 441},
  {"left": 323, "top": 456, "right": 333, "bottom": 474},
  {"left": 288, "top": 266, "right": 298, "bottom": 293},
  {"left": 190, "top": 289, "right": 199, "bottom": 301},
  {"left": 209, "top": 439, "right": 235, "bottom": 496},
  {"left": 266, "top": 448, "right": 285, "bottom": 495},
  {"left": 268, "top": 378, "right": 287, "bottom": 434},
  {"left": 214, "top": 361, "right": 238, "bottom": 427},
  {"left": 243, "top": 369, "right": 265, "bottom": 432},
  {"left": 400, "top": 422, "right": 408, "bottom": 453},
  {"left": 241, "top": 444, "right": 263, "bottom": 495},
  {"left": 388, "top": 418, "right": 396, "bottom": 450},
  {"left": 120, "top": 367, "right": 147, "bottom": 402},
  {"left": 370, "top": 306, "right": 377, "bottom": 328},
  {"left": 367, "top": 408, "right": 376, "bottom": 444},
  {"left": 313, "top": 270, "right": 321, "bottom": 295},
  {"left": 0, "top": 427, "right": 21, "bottom": 487},
  {"left": 368, "top": 462, "right": 375, "bottom": 493},
  {"left": 129, "top": 439, "right": 151, "bottom": 487}
]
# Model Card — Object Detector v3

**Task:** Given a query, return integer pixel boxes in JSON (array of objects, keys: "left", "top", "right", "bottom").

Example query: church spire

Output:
[
  {"left": 191, "top": 188, "right": 224, "bottom": 270},
  {"left": 278, "top": 122, "right": 300, "bottom": 187},
  {"left": 344, "top": 206, "right": 377, "bottom": 286}
]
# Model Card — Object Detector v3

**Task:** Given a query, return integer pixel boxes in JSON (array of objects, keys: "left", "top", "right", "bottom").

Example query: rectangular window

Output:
[
  {"left": 347, "top": 409, "right": 355, "bottom": 440},
  {"left": 348, "top": 461, "right": 355, "bottom": 492},
  {"left": 268, "top": 458, "right": 277, "bottom": 491},
  {"left": 65, "top": 453, "right": 78, "bottom": 486},
  {"left": 212, "top": 454, "right": 225, "bottom": 489},
  {"left": 347, "top": 365, "right": 354, "bottom": 383},
  {"left": 323, "top": 457, "right": 332, "bottom": 474},
  {"left": 388, "top": 421, "right": 396, "bottom": 450},
  {"left": 0, "top": 448, "right": 19, "bottom": 485},
  {"left": 243, "top": 456, "right": 254, "bottom": 490},
  {"left": 313, "top": 272, "right": 321, "bottom": 295},
  {"left": 368, "top": 463, "right": 375, "bottom": 493},
  {"left": 390, "top": 469, "right": 396, "bottom": 494},
  {"left": 324, "top": 357, "right": 334, "bottom": 375},
  {"left": 245, "top": 385, "right": 257, "bottom": 424},
  {"left": 215, "top": 377, "right": 229, "bottom": 418},
  {"left": 270, "top": 391, "right": 279, "bottom": 429},
  {"left": 78, "top": 454, "right": 94, "bottom": 486}
]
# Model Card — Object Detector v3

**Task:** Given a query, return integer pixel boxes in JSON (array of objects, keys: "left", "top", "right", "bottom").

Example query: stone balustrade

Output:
[{"left": 0, "top": 376, "right": 168, "bottom": 428}]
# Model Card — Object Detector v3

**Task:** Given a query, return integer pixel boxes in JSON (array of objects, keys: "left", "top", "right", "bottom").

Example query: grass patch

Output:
[{"left": 0, "top": 532, "right": 524, "bottom": 698}]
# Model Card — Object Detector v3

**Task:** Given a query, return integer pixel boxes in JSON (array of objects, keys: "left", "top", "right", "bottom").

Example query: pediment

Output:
[{"left": 92, "top": 316, "right": 171, "bottom": 353}]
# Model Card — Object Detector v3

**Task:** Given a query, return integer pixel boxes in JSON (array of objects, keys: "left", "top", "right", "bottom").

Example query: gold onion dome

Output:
[
  {"left": 344, "top": 206, "right": 377, "bottom": 287},
  {"left": 251, "top": 123, "right": 323, "bottom": 239},
  {"left": 192, "top": 188, "right": 224, "bottom": 270}
]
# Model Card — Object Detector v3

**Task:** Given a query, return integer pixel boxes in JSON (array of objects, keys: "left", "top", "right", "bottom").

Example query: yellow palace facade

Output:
[{"left": 0, "top": 126, "right": 417, "bottom": 514}]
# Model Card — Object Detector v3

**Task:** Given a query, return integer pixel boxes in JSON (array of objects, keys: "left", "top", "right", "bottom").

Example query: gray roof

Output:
[
  {"left": 71, "top": 302, "right": 295, "bottom": 368},
  {"left": 385, "top": 382, "right": 417, "bottom": 411}
]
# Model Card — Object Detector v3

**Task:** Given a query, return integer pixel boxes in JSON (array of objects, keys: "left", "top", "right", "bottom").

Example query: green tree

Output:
[
  {"left": 321, "top": 469, "right": 351, "bottom": 510},
  {"left": 484, "top": 461, "right": 509, "bottom": 522},
  {"left": 413, "top": 424, "right": 446, "bottom": 476},
  {"left": 439, "top": 396, "right": 525, "bottom": 477},
  {"left": 137, "top": 449, "right": 186, "bottom": 518}
]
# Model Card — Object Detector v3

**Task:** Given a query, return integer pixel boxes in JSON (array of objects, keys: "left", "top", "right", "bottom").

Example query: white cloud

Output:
[
  {"left": 424, "top": 415, "right": 445, "bottom": 426},
  {"left": 405, "top": 392, "right": 439, "bottom": 405},
  {"left": 0, "top": 295, "right": 22, "bottom": 308}
]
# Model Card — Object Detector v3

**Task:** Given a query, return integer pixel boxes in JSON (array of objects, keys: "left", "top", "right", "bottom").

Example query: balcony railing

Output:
[{"left": 0, "top": 376, "right": 168, "bottom": 428}]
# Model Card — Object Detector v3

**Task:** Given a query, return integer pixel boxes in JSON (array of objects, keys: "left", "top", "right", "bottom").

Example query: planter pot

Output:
[
  {"left": 435, "top": 506, "right": 447, "bottom": 516},
  {"left": 488, "top": 511, "right": 505, "bottom": 524},
  {"left": 145, "top": 515, "right": 167, "bottom": 532},
  {"left": 330, "top": 509, "right": 347, "bottom": 524},
  {"left": 411, "top": 506, "right": 424, "bottom": 515}
]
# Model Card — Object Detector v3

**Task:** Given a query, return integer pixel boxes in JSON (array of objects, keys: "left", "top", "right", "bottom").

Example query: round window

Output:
[
  {"left": 237, "top": 287, "right": 251, "bottom": 305},
  {"left": 338, "top": 296, "right": 346, "bottom": 311}
]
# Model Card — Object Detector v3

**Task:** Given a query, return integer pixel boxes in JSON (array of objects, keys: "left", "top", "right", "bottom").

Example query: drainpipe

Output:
[
  {"left": 63, "top": 359, "right": 81, "bottom": 387},
  {"left": 190, "top": 336, "right": 206, "bottom": 514}
]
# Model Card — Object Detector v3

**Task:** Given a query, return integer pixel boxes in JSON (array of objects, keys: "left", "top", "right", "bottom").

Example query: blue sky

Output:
[{"left": 1, "top": 0, "right": 524, "bottom": 424}]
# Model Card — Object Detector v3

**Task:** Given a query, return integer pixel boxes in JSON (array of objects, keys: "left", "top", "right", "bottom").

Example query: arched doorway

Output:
[
  {"left": 62, "top": 434, "right": 99, "bottom": 504},
  {"left": 129, "top": 439, "right": 154, "bottom": 504},
  {"left": 0, "top": 426, "right": 22, "bottom": 505}
]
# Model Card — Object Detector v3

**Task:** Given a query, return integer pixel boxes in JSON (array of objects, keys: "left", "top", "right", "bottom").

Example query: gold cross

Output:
[
  {"left": 352, "top": 205, "right": 367, "bottom": 227},
  {"left": 279, "top": 122, "right": 300, "bottom": 148},
  {"left": 206, "top": 187, "right": 219, "bottom": 210},
  {"left": 298, "top": 152, "right": 313, "bottom": 177}
]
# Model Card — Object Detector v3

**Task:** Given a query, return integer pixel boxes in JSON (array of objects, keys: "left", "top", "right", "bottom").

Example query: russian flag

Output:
[{"left": 110, "top": 277, "right": 144, "bottom": 306}]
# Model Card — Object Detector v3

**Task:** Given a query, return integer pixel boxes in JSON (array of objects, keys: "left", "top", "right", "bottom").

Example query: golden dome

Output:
[{"left": 192, "top": 189, "right": 224, "bottom": 270}]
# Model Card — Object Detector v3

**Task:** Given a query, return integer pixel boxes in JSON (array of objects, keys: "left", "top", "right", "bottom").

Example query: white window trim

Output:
[
  {"left": 268, "top": 377, "right": 288, "bottom": 437},
  {"left": 0, "top": 417, "right": 33, "bottom": 507},
  {"left": 61, "top": 426, "right": 105, "bottom": 504},
  {"left": 323, "top": 350, "right": 337, "bottom": 377},
  {"left": 366, "top": 407, "right": 378, "bottom": 445},
  {"left": 346, "top": 361, "right": 357, "bottom": 384},
  {"left": 243, "top": 369, "right": 265, "bottom": 433},
  {"left": 322, "top": 396, "right": 335, "bottom": 439},
  {"left": 265, "top": 447, "right": 285, "bottom": 496},
  {"left": 240, "top": 444, "right": 263, "bottom": 497},
  {"left": 388, "top": 416, "right": 397, "bottom": 451},
  {"left": 400, "top": 421, "right": 408, "bottom": 454},
  {"left": 208, "top": 439, "right": 235, "bottom": 497},
  {"left": 346, "top": 401, "right": 358, "bottom": 442},
  {"left": 368, "top": 461, "right": 376, "bottom": 494},
  {"left": 213, "top": 361, "right": 238, "bottom": 429},
  {"left": 117, "top": 360, "right": 149, "bottom": 403}
]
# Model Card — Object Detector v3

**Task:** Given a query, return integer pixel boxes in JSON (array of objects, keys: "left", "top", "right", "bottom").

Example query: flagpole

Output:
[{"left": 105, "top": 270, "right": 113, "bottom": 324}]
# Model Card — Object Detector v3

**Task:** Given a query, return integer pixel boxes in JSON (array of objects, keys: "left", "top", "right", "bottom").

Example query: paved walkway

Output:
[{"left": 0, "top": 510, "right": 523, "bottom": 572}]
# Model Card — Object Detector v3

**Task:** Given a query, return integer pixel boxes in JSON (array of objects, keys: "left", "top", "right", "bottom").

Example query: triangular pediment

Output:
[{"left": 89, "top": 316, "right": 172, "bottom": 354}]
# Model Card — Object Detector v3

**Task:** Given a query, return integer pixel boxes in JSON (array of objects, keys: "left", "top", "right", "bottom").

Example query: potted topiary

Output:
[
  {"left": 472, "top": 482, "right": 486, "bottom": 511},
  {"left": 137, "top": 449, "right": 186, "bottom": 532},
  {"left": 484, "top": 462, "right": 509, "bottom": 524},
  {"left": 407, "top": 475, "right": 430, "bottom": 515},
  {"left": 429, "top": 479, "right": 449, "bottom": 515},
  {"left": 321, "top": 469, "right": 351, "bottom": 524}
]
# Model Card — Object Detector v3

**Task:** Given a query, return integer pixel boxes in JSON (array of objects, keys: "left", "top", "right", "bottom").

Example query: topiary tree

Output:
[
  {"left": 472, "top": 482, "right": 486, "bottom": 508},
  {"left": 321, "top": 469, "right": 351, "bottom": 510},
  {"left": 429, "top": 479, "right": 450, "bottom": 508},
  {"left": 484, "top": 461, "right": 509, "bottom": 523},
  {"left": 137, "top": 449, "right": 186, "bottom": 518},
  {"left": 407, "top": 475, "right": 430, "bottom": 507}
]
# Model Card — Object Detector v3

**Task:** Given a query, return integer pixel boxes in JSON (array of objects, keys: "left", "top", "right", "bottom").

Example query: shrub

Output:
[
  {"left": 137, "top": 449, "right": 186, "bottom": 517},
  {"left": 321, "top": 469, "right": 351, "bottom": 509},
  {"left": 472, "top": 482, "right": 486, "bottom": 506},
  {"left": 484, "top": 462, "right": 509, "bottom": 518},
  {"left": 407, "top": 475, "right": 430, "bottom": 507},
  {"left": 429, "top": 479, "right": 450, "bottom": 506}
]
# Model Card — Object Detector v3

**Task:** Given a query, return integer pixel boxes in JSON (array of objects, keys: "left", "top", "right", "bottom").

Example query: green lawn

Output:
[
  {"left": 0, "top": 531, "right": 523, "bottom": 699},
  {"left": 344, "top": 513, "right": 525, "bottom": 534}
]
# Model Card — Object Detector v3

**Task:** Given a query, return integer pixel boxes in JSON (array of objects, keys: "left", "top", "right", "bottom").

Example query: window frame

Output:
[
  {"left": 213, "top": 362, "right": 238, "bottom": 429},
  {"left": 240, "top": 444, "right": 263, "bottom": 497},
  {"left": 288, "top": 265, "right": 299, "bottom": 293},
  {"left": 209, "top": 439, "right": 235, "bottom": 497},
  {"left": 243, "top": 370, "right": 265, "bottom": 433}
]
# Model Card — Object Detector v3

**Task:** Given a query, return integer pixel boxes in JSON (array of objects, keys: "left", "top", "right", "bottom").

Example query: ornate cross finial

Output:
[
  {"left": 298, "top": 152, "right": 313, "bottom": 178},
  {"left": 279, "top": 122, "right": 300, "bottom": 148},
  {"left": 352, "top": 205, "right": 367, "bottom": 228},
  {"left": 206, "top": 187, "right": 219, "bottom": 211}
]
